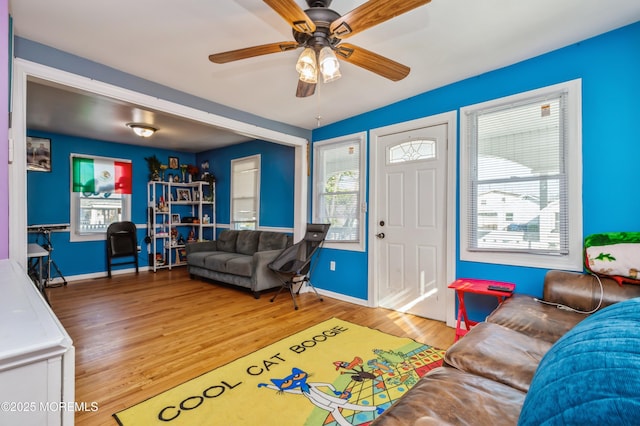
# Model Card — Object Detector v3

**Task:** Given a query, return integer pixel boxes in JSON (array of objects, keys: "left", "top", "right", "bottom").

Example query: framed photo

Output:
[
  {"left": 168, "top": 156, "right": 179, "bottom": 170},
  {"left": 171, "top": 213, "right": 181, "bottom": 223},
  {"left": 176, "top": 188, "right": 191, "bottom": 202},
  {"left": 178, "top": 248, "right": 187, "bottom": 263},
  {"left": 27, "top": 136, "right": 52, "bottom": 172}
]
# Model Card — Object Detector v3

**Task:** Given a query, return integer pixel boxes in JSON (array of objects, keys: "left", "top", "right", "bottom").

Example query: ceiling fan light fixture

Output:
[
  {"left": 296, "top": 47, "right": 318, "bottom": 83},
  {"left": 127, "top": 123, "right": 157, "bottom": 138},
  {"left": 319, "top": 46, "right": 341, "bottom": 83}
]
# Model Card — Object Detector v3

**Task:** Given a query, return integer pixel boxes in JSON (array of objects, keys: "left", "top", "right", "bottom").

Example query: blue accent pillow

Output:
[{"left": 518, "top": 297, "right": 640, "bottom": 425}]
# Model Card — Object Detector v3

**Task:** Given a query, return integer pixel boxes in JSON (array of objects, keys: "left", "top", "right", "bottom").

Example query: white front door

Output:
[{"left": 374, "top": 123, "right": 448, "bottom": 321}]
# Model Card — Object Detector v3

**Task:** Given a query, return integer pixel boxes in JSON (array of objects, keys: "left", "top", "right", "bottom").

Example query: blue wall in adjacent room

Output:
[
  {"left": 196, "top": 140, "right": 295, "bottom": 231},
  {"left": 24, "top": 130, "right": 297, "bottom": 279},
  {"left": 26, "top": 132, "right": 296, "bottom": 278},
  {"left": 26, "top": 130, "right": 196, "bottom": 277},
  {"left": 311, "top": 22, "right": 640, "bottom": 319}
]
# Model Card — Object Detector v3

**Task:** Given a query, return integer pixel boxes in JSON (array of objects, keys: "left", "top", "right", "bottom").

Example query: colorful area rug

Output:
[{"left": 113, "top": 318, "right": 444, "bottom": 426}]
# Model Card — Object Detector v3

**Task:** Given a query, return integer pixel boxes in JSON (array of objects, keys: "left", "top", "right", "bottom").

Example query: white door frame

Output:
[
  {"left": 368, "top": 111, "right": 458, "bottom": 328},
  {"left": 9, "top": 58, "right": 309, "bottom": 270}
]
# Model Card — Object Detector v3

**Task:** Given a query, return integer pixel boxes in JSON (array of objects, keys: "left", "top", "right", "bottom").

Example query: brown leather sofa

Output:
[{"left": 373, "top": 270, "right": 640, "bottom": 425}]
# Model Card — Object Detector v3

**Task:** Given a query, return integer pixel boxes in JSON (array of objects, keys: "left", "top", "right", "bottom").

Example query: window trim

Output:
[
  {"left": 69, "top": 153, "right": 132, "bottom": 242},
  {"left": 230, "top": 154, "right": 261, "bottom": 230},
  {"left": 459, "top": 79, "right": 583, "bottom": 271},
  {"left": 312, "top": 132, "right": 367, "bottom": 252}
]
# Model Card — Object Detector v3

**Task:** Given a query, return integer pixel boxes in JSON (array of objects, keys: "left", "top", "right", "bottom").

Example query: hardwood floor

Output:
[{"left": 46, "top": 269, "right": 455, "bottom": 425}]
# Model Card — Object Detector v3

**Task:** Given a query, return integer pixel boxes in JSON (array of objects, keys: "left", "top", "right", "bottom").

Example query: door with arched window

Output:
[{"left": 375, "top": 124, "right": 448, "bottom": 321}]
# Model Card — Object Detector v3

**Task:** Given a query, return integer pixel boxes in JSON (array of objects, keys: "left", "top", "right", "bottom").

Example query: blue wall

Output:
[
  {"left": 311, "top": 22, "right": 640, "bottom": 319},
  {"left": 196, "top": 140, "right": 295, "bottom": 230},
  {"left": 26, "top": 130, "right": 196, "bottom": 276},
  {"left": 26, "top": 131, "right": 296, "bottom": 277}
]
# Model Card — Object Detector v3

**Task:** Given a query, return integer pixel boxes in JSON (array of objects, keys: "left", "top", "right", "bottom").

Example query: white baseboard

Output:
[
  {"left": 47, "top": 266, "right": 150, "bottom": 284},
  {"left": 300, "top": 285, "right": 370, "bottom": 307}
]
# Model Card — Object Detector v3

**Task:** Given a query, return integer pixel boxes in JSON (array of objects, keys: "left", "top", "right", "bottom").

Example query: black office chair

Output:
[
  {"left": 268, "top": 223, "right": 330, "bottom": 309},
  {"left": 106, "top": 221, "right": 139, "bottom": 278}
]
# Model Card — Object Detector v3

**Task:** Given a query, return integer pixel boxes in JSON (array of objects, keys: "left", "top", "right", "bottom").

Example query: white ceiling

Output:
[
  {"left": 10, "top": 0, "right": 640, "bottom": 150},
  {"left": 26, "top": 78, "right": 253, "bottom": 152}
]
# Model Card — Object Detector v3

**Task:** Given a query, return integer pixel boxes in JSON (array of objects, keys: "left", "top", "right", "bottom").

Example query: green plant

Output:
[
  {"left": 203, "top": 172, "right": 216, "bottom": 200},
  {"left": 144, "top": 155, "right": 161, "bottom": 173}
]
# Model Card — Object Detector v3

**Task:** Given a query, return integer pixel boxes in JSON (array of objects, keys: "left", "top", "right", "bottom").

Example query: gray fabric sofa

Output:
[{"left": 185, "top": 229, "right": 292, "bottom": 298}]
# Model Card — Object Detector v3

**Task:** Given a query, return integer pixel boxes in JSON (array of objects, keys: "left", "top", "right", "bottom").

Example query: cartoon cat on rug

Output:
[{"left": 258, "top": 367, "right": 383, "bottom": 426}]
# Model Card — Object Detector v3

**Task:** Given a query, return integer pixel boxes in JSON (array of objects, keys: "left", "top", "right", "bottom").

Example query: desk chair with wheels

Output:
[
  {"left": 268, "top": 223, "right": 330, "bottom": 310},
  {"left": 106, "top": 221, "right": 139, "bottom": 278}
]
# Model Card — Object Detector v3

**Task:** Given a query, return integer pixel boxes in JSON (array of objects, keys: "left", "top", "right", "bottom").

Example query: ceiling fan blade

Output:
[
  {"left": 209, "top": 42, "right": 299, "bottom": 64},
  {"left": 264, "top": 0, "right": 316, "bottom": 34},
  {"left": 296, "top": 80, "right": 316, "bottom": 98},
  {"left": 335, "top": 43, "right": 410, "bottom": 81},
  {"left": 330, "top": 0, "right": 431, "bottom": 39}
]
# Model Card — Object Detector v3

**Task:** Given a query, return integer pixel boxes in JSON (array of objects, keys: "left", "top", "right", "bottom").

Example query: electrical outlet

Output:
[{"left": 330, "top": 261, "right": 336, "bottom": 271}]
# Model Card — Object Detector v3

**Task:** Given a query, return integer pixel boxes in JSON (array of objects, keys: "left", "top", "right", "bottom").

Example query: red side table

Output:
[{"left": 448, "top": 278, "right": 516, "bottom": 342}]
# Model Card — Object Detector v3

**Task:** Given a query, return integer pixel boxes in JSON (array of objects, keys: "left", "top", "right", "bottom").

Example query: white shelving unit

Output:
[{"left": 147, "top": 180, "right": 215, "bottom": 271}]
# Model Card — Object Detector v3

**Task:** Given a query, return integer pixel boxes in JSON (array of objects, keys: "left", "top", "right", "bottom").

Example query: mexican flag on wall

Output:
[{"left": 72, "top": 156, "right": 132, "bottom": 194}]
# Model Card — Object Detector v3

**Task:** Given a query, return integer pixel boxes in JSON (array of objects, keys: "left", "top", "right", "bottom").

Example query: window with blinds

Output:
[
  {"left": 460, "top": 80, "right": 583, "bottom": 270},
  {"left": 313, "top": 133, "right": 366, "bottom": 251},
  {"left": 231, "top": 155, "right": 260, "bottom": 230}
]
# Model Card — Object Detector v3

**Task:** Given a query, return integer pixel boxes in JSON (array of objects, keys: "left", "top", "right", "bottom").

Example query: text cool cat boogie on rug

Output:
[{"left": 157, "top": 324, "right": 350, "bottom": 422}]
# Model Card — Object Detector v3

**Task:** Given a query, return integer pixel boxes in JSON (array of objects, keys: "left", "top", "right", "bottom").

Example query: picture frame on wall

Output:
[
  {"left": 27, "top": 136, "right": 52, "bottom": 172},
  {"left": 169, "top": 156, "right": 179, "bottom": 169}
]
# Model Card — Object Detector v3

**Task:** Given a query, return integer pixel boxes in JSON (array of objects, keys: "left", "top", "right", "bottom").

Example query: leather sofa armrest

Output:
[
  {"left": 543, "top": 270, "right": 640, "bottom": 312},
  {"left": 185, "top": 240, "right": 218, "bottom": 255}
]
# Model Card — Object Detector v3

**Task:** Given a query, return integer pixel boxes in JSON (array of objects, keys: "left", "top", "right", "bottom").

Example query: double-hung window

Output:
[
  {"left": 70, "top": 154, "right": 132, "bottom": 242},
  {"left": 231, "top": 155, "right": 260, "bottom": 230},
  {"left": 313, "top": 132, "right": 366, "bottom": 251},
  {"left": 460, "top": 80, "right": 582, "bottom": 270}
]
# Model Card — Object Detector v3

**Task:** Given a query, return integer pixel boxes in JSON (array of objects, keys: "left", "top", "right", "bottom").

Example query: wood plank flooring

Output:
[{"left": 46, "top": 269, "right": 455, "bottom": 425}]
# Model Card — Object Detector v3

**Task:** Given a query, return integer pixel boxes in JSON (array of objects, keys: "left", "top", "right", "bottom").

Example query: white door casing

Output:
[{"left": 369, "top": 112, "right": 457, "bottom": 326}]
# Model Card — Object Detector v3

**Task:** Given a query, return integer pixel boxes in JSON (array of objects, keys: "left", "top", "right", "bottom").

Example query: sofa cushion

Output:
[
  {"left": 236, "top": 230, "right": 260, "bottom": 255},
  {"left": 486, "top": 294, "right": 586, "bottom": 343},
  {"left": 543, "top": 270, "right": 640, "bottom": 311},
  {"left": 187, "top": 251, "right": 210, "bottom": 267},
  {"left": 203, "top": 252, "right": 240, "bottom": 272},
  {"left": 217, "top": 230, "right": 238, "bottom": 253},
  {"left": 258, "top": 231, "right": 290, "bottom": 252},
  {"left": 518, "top": 297, "right": 640, "bottom": 425},
  {"left": 373, "top": 367, "right": 525, "bottom": 426},
  {"left": 225, "top": 255, "right": 253, "bottom": 277},
  {"left": 444, "top": 322, "right": 552, "bottom": 392}
]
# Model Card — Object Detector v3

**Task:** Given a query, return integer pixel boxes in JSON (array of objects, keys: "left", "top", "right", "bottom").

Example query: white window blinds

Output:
[{"left": 467, "top": 91, "right": 568, "bottom": 255}]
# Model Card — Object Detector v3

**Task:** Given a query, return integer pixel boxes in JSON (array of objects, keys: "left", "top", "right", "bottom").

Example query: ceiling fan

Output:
[{"left": 209, "top": 0, "right": 432, "bottom": 97}]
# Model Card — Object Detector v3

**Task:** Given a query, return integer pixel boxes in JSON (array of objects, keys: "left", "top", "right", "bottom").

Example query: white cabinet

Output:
[
  {"left": 0, "top": 260, "right": 75, "bottom": 426},
  {"left": 147, "top": 181, "right": 216, "bottom": 271}
]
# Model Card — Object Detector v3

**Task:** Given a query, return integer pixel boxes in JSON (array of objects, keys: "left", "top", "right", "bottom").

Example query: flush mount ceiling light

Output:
[{"left": 126, "top": 123, "right": 157, "bottom": 138}]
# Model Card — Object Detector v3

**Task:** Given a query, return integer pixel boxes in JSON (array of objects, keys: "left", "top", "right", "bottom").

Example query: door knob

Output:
[{"left": 376, "top": 232, "right": 385, "bottom": 239}]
